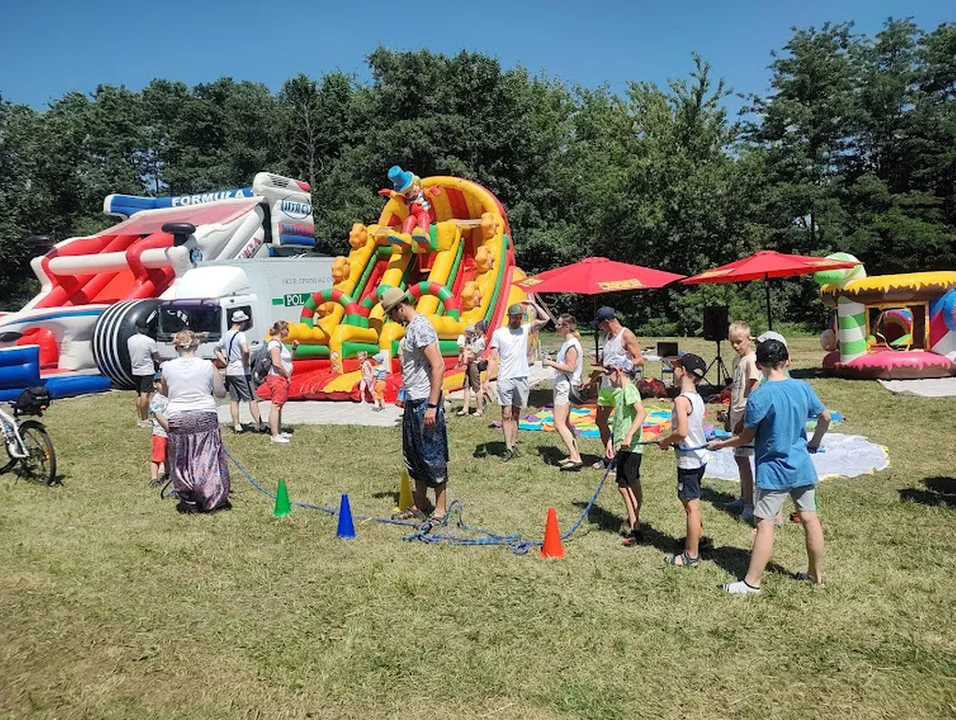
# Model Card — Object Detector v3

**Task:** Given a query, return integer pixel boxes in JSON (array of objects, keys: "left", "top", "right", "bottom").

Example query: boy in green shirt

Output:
[{"left": 606, "top": 361, "right": 648, "bottom": 546}]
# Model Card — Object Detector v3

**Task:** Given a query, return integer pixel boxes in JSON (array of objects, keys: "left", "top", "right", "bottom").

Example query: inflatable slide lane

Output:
[
  {"left": 286, "top": 173, "right": 528, "bottom": 401},
  {"left": 0, "top": 172, "right": 315, "bottom": 398}
]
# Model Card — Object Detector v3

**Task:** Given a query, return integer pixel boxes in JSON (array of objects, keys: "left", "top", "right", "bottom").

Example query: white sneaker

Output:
[
  {"left": 233, "top": 425, "right": 244, "bottom": 433},
  {"left": 271, "top": 435, "right": 290, "bottom": 444},
  {"left": 279, "top": 432, "right": 292, "bottom": 439},
  {"left": 723, "top": 580, "right": 761, "bottom": 595}
]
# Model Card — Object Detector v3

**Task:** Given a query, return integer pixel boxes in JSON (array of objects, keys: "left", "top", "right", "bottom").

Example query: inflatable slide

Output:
[
  {"left": 0, "top": 172, "right": 317, "bottom": 398},
  {"left": 284, "top": 171, "right": 528, "bottom": 401}
]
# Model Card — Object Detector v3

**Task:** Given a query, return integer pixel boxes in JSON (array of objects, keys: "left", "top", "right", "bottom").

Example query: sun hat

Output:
[
  {"left": 381, "top": 287, "right": 410, "bottom": 313},
  {"left": 231, "top": 310, "right": 249, "bottom": 323}
]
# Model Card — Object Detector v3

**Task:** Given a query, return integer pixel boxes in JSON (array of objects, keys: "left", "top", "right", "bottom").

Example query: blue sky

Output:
[{"left": 0, "top": 0, "right": 951, "bottom": 111}]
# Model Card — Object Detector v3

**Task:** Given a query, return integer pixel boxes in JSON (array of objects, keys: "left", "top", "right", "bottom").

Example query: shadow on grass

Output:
[
  {"left": 534, "top": 444, "right": 603, "bottom": 469},
  {"left": 899, "top": 476, "right": 956, "bottom": 509},
  {"left": 528, "top": 388, "right": 553, "bottom": 410},
  {"left": 700, "top": 485, "right": 741, "bottom": 518},
  {"left": 790, "top": 367, "right": 828, "bottom": 380},
  {"left": 473, "top": 441, "right": 507, "bottom": 459},
  {"left": 536, "top": 444, "right": 568, "bottom": 467},
  {"left": 572, "top": 500, "right": 621, "bottom": 534},
  {"left": 571, "top": 498, "right": 789, "bottom": 578}
]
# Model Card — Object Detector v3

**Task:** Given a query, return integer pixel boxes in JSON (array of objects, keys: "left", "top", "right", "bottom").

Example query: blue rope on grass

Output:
[{"left": 222, "top": 446, "right": 614, "bottom": 554}]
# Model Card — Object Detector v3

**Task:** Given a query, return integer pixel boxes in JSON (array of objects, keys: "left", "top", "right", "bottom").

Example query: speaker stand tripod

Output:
[{"left": 703, "top": 339, "right": 731, "bottom": 387}]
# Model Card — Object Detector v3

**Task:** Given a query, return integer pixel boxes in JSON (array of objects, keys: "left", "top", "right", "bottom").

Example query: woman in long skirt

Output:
[{"left": 160, "top": 330, "right": 230, "bottom": 513}]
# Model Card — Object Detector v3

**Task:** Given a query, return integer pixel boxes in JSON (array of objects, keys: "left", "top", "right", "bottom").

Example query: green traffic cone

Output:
[{"left": 273, "top": 478, "right": 291, "bottom": 517}]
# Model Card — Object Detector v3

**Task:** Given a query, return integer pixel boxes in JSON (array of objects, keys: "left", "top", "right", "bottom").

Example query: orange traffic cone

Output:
[{"left": 540, "top": 507, "right": 565, "bottom": 559}]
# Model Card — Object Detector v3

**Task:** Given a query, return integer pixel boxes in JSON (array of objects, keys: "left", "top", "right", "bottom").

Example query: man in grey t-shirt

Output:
[
  {"left": 128, "top": 321, "right": 162, "bottom": 427},
  {"left": 382, "top": 287, "right": 448, "bottom": 525},
  {"left": 214, "top": 310, "right": 263, "bottom": 434}
]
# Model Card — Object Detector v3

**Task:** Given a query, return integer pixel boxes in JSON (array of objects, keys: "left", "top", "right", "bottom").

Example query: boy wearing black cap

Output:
[
  {"left": 658, "top": 353, "right": 709, "bottom": 567},
  {"left": 710, "top": 339, "right": 830, "bottom": 594}
]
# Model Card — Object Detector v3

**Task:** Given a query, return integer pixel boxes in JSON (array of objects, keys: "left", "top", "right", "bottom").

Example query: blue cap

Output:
[
  {"left": 593, "top": 306, "right": 616, "bottom": 326},
  {"left": 388, "top": 165, "right": 415, "bottom": 193}
]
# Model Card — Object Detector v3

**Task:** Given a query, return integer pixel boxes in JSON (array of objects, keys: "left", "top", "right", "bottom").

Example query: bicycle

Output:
[{"left": 0, "top": 388, "right": 57, "bottom": 485}]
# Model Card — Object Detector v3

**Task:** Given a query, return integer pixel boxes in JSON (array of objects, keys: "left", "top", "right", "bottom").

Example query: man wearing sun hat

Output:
[
  {"left": 215, "top": 309, "right": 263, "bottom": 434},
  {"left": 488, "top": 297, "right": 553, "bottom": 462},
  {"left": 381, "top": 287, "right": 449, "bottom": 524}
]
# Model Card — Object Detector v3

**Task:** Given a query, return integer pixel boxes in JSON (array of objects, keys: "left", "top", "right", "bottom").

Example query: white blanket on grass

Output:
[{"left": 704, "top": 433, "right": 889, "bottom": 483}]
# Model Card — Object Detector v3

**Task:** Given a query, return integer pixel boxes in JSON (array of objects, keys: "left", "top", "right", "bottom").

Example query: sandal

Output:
[
  {"left": 559, "top": 461, "right": 583, "bottom": 472},
  {"left": 622, "top": 529, "right": 644, "bottom": 547},
  {"left": 391, "top": 507, "right": 426, "bottom": 522},
  {"left": 667, "top": 552, "right": 700, "bottom": 567},
  {"left": 456, "top": 409, "right": 469, "bottom": 417}
]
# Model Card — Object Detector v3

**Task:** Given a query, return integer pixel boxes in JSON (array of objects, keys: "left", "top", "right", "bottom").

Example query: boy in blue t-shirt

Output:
[{"left": 709, "top": 339, "right": 830, "bottom": 594}]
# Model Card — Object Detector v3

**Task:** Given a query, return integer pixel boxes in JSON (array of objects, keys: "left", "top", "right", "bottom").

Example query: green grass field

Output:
[{"left": 1, "top": 337, "right": 955, "bottom": 719}]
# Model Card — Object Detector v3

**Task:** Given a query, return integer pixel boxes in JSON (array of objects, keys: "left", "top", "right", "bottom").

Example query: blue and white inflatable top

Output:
[{"left": 103, "top": 172, "right": 315, "bottom": 248}]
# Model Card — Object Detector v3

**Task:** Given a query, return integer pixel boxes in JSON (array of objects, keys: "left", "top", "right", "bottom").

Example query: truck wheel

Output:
[{"left": 92, "top": 299, "right": 162, "bottom": 389}]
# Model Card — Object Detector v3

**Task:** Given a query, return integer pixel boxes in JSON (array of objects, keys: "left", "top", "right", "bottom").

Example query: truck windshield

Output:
[{"left": 157, "top": 302, "right": 222, "bottom": 342}]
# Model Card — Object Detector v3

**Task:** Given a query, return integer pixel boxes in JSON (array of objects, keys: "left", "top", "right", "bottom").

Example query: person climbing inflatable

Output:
[{"left": 383, "top": 166, "right": 439, "bottom": 249}]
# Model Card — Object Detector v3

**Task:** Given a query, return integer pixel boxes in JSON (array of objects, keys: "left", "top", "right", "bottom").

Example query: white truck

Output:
[{"left": 152, "top": 257, "right": 334, "bottom": 360}]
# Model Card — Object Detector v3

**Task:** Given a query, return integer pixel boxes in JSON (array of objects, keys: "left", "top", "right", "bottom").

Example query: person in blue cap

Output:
[{"left": 384, "top": 166, "right": 437, "bottom": 246}]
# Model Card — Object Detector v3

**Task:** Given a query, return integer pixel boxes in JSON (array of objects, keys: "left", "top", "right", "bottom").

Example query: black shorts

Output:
[
  {"left": 225, "top": 374, "right": 255, "bottom": 402},
  {"left": 615, "top": 450, "right": 642, "bottom": 487},
  {"left": 677, "top": 466, "right": 706, "bottom": 500},
  {"left": 134, "top": 374, "right": 154, "bottom": 395}
]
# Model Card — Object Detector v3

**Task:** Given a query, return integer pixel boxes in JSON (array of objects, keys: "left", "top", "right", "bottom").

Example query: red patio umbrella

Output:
[
  {"left": 681, "top": 250, "right": 860, "bottom": 330},
  {"left": 517, "top": 256, "right": 686, "bottom": 295},
  {"left": 516, "top": 257, "right": 686, "bottom": 357}
]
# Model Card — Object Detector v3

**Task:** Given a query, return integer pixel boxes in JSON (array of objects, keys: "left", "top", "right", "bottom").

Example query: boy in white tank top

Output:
[{"left": 658, "top": 353, "right": 708, "bottom": 567}]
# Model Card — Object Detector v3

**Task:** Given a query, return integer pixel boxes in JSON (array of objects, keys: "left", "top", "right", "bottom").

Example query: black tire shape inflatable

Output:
[{"left": 92, "top": 299, "right": 162, "bottom": 389}]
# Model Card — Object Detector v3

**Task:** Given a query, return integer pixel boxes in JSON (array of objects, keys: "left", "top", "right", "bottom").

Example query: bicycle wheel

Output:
[{"left": 17, "top": 420, "right": 57, "bottom": 485}]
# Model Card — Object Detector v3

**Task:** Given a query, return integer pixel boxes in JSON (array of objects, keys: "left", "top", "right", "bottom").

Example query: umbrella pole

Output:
[
  {"left": 765, "top": 274, "right": 772, "bottom": 330},
  {"left": 593, "top": 296, "right": 600, "bottom": 363}
]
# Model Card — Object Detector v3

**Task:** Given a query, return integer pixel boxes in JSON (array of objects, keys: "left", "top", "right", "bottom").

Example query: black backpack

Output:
[
  {"left": 15, "top": 386, "right": 52, "bottom": 416},
  {"left": 251, "top": 344, "right": 273, "bottom": 386}
]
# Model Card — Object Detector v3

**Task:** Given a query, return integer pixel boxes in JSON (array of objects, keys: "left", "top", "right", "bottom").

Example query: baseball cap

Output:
[
  {"left": 756, "top": 338, "right": 789, "bottom": 365},
  {"left": 672, "top": 353, "right": 707, "bottom": 379},
  {"left": 603, "top": 358, "right": 634, "bottom": 374},
  {"left": 593, "top": 306, "right": 616, "bottom": 326},
  {"left": 465, "top": 325, "right": 476, "bottom": 333},
  {"left": 757, "top": 330, "right": 788, "bottom": 348},
  {"left": 507, "top": 303, "right": 524, "bottom": 316},
  {"left": 381, "top": 287, "right": 410, "bottom": 313},
  {"left": 231, "top": 309, "right": 249, "bottom": 323}
]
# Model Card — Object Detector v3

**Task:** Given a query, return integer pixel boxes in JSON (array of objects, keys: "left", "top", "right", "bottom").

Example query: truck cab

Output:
[{"left": 154, "top": 257, "right": 334, "bottom": 361}]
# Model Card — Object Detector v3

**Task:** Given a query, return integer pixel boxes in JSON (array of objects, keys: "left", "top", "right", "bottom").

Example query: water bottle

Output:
[
  {"left": 2, "top": 417, "right": 17, "bottom": 455},
  {"left": 396, "top": 387, "right": 407, "bottom": 409}
]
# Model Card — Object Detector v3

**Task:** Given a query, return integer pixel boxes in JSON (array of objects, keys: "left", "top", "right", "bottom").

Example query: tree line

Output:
[{"left": 1, "top": 19, "right": 953, "bottom": 334}]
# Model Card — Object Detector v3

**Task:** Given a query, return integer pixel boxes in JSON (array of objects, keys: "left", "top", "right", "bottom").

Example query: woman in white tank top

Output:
[{"left": 543, "top": 314, "right": 583, "bottom": 470}]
